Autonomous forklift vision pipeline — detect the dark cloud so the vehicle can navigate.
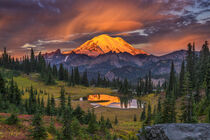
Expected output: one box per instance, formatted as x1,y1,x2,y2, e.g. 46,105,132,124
0,0,209,56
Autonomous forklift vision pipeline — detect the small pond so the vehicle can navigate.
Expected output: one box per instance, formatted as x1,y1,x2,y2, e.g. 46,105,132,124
78,94,146,109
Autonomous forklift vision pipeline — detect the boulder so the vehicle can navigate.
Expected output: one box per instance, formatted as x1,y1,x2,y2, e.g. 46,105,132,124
138,123,210,140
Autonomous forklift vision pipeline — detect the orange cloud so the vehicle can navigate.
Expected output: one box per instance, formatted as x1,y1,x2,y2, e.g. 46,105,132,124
141,34,209,55
54,0,166,39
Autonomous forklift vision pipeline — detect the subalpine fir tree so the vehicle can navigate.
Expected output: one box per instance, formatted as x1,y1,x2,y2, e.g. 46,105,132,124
134,114,137,122
106,118,112,129
204,60,210,100
154,99,163,124
67,95,72,110
46,94,51,116
74,67,80,85
144,75,148,94
30,112,47,140
179,61,185,97
180,72,197,123
114,115,118,125
58,64,64,81
70,68,75,86
186,43,195,87
97,73,101,87
30,48,36,72
81,70,89,87
140,107,146,121
148,71,153,93
88,110,98,134
198,41,209,86
145,103,152,125
73,105,84,124
51,95,56,116
0,73,6,97
52,64,58,78
62,108,73,140
40,97,45,114
59,87,66,115
207,107,210,123
99,115,106,131
167,61,176,97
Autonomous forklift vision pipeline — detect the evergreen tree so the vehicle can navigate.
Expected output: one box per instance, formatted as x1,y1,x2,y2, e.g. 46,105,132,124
88,110,98,134
51,95,56,116
148,71,153,93
30,48,36,72
106,118,112,129
62,108,73,140
0,73,6,97
97,73,101,87
67,95,72,110
140,107,146,121
114,115,118,125
99,115,106,131
74,67,80,85
30,112,47,140
70,68,75,86
145,103,152,125
134,114,137,122
59,64,64,81
207,107,210,123
52,64,58,78
46,94,51,116
59,87,66,115
204,60,210,100
180,73,197,123
167,61,176,97
81,70,89,87
179,61,185,97
6,113,19,125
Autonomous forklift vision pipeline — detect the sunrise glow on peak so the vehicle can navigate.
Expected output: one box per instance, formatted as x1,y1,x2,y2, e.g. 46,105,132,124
64,34,148,57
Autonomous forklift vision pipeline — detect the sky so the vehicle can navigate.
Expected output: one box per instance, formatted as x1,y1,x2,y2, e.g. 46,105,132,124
0,0,210,56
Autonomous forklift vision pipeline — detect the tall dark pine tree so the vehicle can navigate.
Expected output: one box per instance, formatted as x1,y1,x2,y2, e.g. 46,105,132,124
62,108,73,140
145,103,152,125
186,43,195,88
198,41,209,86
178,61,185,97
30,48,36,72
59,87,66,115
0,73,6,97
74,67,80,85
69,68,74,86
180,72,197,123
167,61,176,97
148,71,153,93
205,58,210,100
30,112,47,140
52,65,58,78
97,73,101,87
59,64,64,81
81,70,89,87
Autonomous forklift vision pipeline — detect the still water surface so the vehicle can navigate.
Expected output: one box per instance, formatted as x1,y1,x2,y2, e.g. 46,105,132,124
79,94,145,109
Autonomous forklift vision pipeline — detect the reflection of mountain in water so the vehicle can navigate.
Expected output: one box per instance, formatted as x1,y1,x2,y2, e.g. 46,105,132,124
86,94,145,109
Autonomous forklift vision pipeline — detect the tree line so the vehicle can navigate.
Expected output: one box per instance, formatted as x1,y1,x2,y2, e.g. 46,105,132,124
139,41,210,127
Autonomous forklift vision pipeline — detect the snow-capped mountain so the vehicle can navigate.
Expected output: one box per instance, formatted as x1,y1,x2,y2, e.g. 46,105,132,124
44,35,187,82
63,34,148,57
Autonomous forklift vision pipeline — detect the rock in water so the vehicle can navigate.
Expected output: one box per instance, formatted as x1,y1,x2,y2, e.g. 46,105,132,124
138,123,210,140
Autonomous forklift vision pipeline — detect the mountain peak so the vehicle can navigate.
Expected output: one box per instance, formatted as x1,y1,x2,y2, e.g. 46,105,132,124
67,34,148,57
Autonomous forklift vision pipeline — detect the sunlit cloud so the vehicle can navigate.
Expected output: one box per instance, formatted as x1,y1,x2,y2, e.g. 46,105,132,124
0,0,209,56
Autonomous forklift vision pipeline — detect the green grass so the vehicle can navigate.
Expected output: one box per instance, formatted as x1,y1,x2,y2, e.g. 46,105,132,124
5,71,161,138
13,73,116,100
